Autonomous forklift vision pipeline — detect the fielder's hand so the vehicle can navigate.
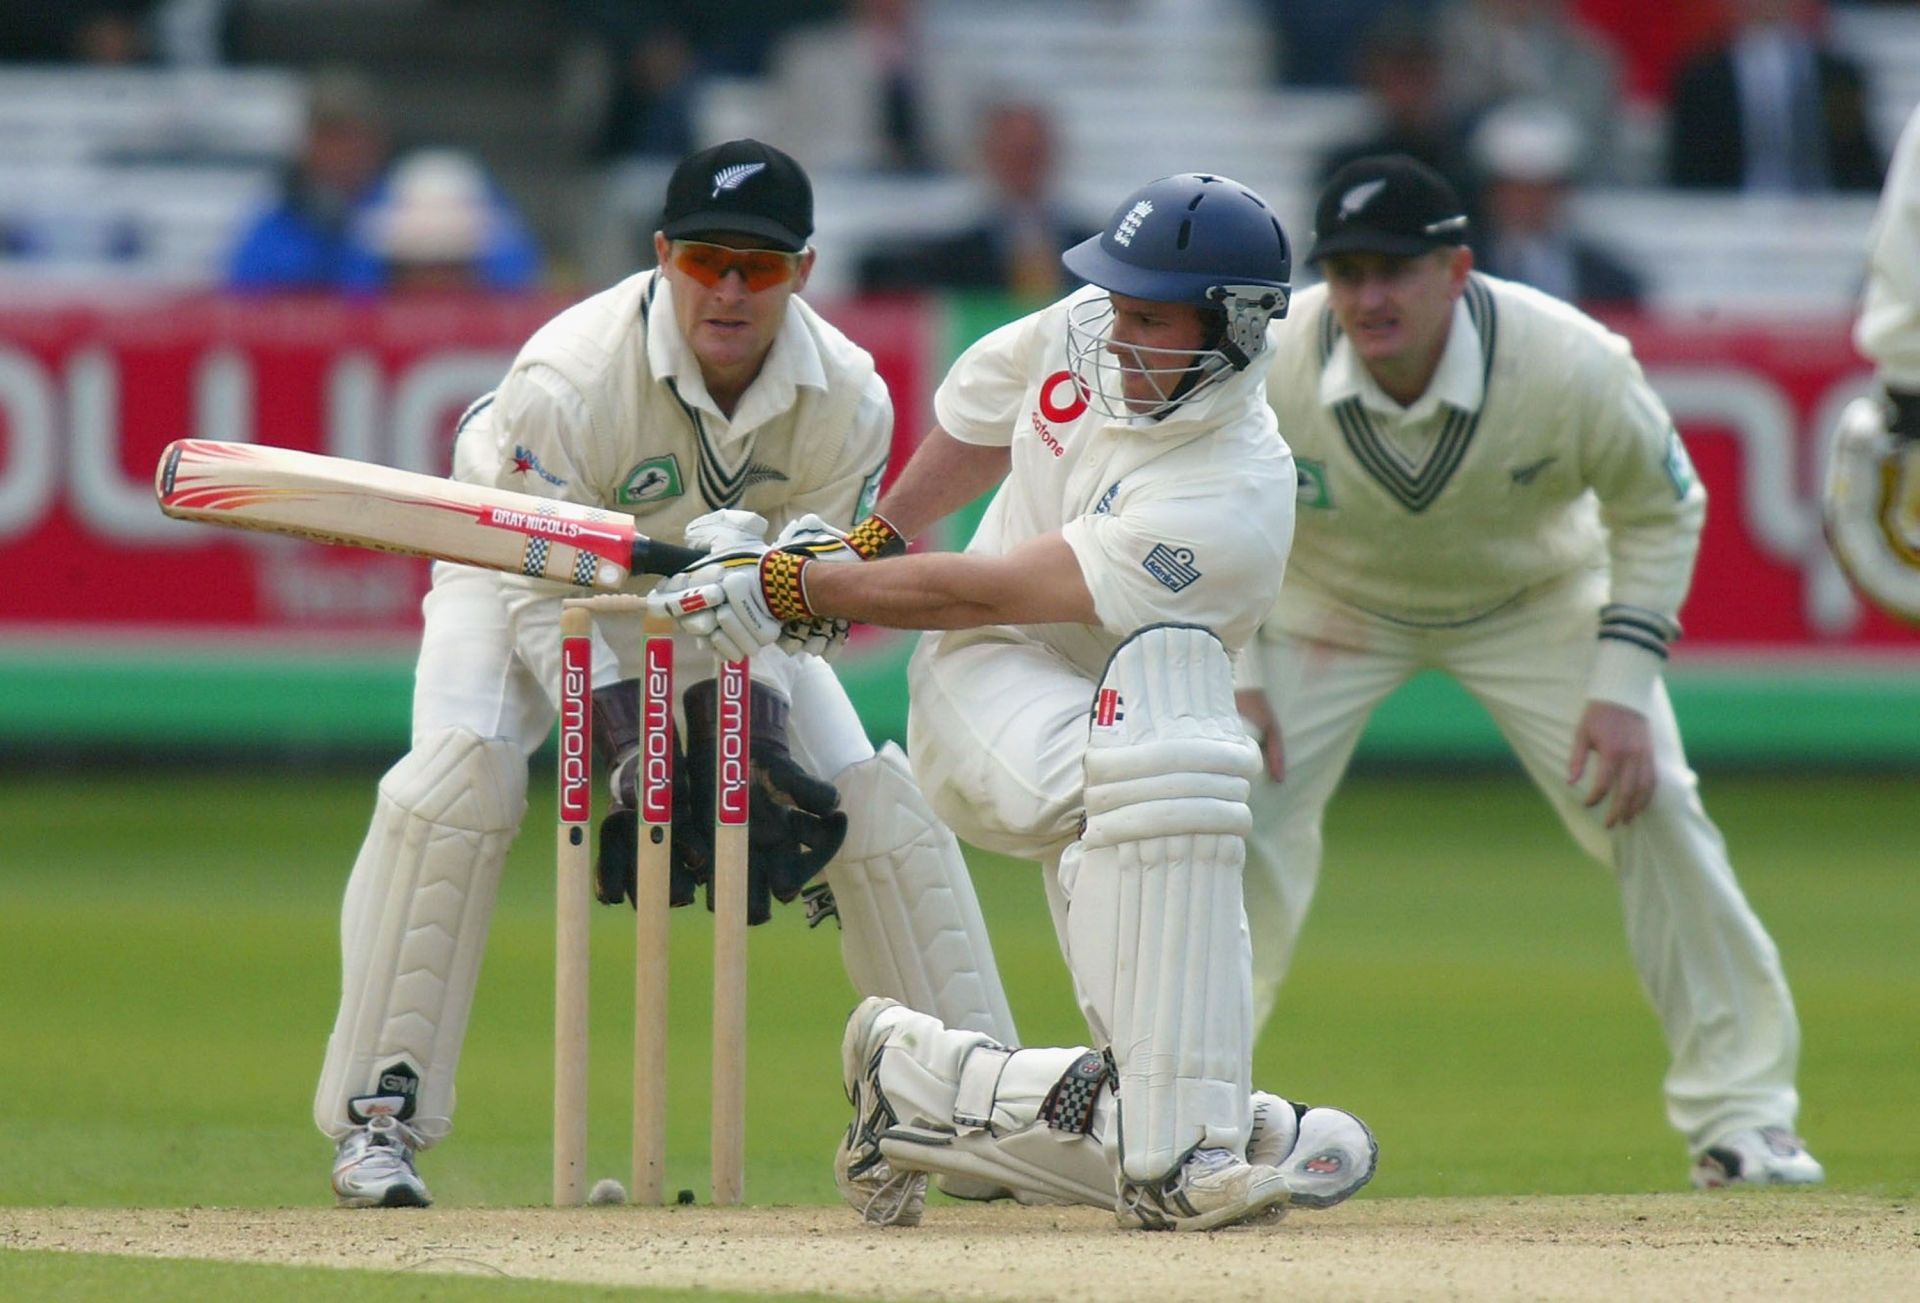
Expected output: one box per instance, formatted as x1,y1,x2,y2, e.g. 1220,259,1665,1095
1568,700,1656,828
683,508,770,554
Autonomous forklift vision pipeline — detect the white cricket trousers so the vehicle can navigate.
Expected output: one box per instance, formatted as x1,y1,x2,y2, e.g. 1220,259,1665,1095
1238,570,1803,1149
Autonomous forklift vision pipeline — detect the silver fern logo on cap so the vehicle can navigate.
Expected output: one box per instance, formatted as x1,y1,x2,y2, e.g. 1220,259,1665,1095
711,162,766,197
1338,178,1387,219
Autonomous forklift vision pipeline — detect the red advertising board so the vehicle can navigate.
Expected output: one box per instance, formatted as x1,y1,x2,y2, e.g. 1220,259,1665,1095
0,295,1912,658
0,293,931,643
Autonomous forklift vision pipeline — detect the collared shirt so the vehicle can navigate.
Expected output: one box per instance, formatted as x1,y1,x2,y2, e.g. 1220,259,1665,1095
1319,296,1486,460
928,284,1295,678
1263,274,1705,711
467,268,889,555
643,276,832,451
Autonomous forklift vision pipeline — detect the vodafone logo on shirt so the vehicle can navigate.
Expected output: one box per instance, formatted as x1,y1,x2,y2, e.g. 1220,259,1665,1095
1030,370,1089,459
1038,370,1089,423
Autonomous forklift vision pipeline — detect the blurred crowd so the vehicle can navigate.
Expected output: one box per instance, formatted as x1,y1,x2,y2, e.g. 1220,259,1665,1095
0,0,1911,309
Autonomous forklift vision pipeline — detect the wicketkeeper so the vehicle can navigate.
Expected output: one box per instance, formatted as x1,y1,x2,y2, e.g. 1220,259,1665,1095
319,139,1015,1208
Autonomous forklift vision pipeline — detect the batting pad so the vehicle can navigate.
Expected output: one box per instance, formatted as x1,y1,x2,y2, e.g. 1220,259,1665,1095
826,744,1019,1044
1066,624,1260,1183
315,728,526,1143
868,1005,1115,1208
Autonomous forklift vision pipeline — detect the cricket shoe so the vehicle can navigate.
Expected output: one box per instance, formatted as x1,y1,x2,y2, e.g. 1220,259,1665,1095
1248,1092,1378,1209
1116,1147,1291,1232
835,997,928,1227
1691,1127,1824,1189
331,1115,431,1208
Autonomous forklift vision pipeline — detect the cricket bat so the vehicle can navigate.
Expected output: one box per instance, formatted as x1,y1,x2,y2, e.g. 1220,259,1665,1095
155,439,707,585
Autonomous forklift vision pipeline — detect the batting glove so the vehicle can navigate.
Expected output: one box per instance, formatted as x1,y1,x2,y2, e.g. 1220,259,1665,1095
766,512,904,657
650,544,815,664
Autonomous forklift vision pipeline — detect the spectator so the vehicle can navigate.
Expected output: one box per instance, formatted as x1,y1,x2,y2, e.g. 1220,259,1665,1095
1469,99,1643,308
225,67,391,291
1318,7,1477,201
1255,0,1442,88
769,0,932,173
1573,0,1728,106
1667,0,1882,192
1435,0,1625,180
856,101,1096,299
591,23,699,162
361,149,542,292
228,74,540,294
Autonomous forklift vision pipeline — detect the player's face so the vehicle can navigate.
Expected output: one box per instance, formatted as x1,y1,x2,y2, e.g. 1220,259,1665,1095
654,231,815,396
1319,247,1471,399
1103,293,1211,414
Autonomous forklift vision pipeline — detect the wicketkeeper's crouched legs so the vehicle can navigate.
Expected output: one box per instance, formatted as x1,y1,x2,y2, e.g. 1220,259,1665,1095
823,743,1019,1044
314,727,526,1144
786,652,1019,1046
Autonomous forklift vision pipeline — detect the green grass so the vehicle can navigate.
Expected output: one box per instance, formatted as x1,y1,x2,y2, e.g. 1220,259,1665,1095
0,770,1912,1214
0,1251,825,1301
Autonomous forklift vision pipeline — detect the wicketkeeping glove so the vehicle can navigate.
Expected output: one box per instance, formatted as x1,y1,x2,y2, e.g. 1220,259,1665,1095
590,680,702,910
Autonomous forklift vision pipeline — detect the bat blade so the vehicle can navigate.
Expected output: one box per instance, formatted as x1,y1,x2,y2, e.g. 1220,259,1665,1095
155,440,703,584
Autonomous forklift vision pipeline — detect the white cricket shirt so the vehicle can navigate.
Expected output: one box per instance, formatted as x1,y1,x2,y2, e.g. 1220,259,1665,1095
930,285,1296,677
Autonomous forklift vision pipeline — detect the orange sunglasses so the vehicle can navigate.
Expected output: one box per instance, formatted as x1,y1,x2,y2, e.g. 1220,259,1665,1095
669,239,804,292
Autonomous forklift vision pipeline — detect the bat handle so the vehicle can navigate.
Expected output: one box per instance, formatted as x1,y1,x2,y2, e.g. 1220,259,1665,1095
631,537,710,577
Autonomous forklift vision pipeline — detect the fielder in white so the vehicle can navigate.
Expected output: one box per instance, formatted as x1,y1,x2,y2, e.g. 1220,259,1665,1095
1232,155,1823,1189
653,173,1379,1231
1825,102,1920,622
320,139,1015,1207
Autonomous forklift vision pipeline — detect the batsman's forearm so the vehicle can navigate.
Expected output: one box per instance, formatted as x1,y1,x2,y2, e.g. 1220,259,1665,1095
874,427,1011,540
801,552,1023,629
800,533,1097,630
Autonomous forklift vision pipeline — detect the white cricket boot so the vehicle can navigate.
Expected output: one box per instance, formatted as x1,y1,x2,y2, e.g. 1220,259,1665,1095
835,997,929,1226
1115,1146,1291,1232
331,1115,431,1208
1248,1092,1378,1209
1691,1127,1824,1189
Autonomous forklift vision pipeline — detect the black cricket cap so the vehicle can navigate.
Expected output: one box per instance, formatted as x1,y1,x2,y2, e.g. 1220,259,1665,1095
660,139,813,252
1306,155,1469,263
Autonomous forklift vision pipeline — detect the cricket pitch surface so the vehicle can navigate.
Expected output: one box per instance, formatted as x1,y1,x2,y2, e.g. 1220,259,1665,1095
6,1194,1913,1300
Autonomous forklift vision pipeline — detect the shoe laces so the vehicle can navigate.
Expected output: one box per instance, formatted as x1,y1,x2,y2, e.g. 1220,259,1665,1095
346,1115,423,1168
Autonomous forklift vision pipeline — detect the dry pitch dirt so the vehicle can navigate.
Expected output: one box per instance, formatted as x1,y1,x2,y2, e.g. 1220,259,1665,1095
5,1195,1915,1300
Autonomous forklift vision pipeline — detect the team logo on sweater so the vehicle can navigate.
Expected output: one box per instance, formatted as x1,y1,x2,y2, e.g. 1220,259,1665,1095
1142,543,1202,592
740,460,790,490
1662,428,1697,499
1508,457,1556,486
856,462,885,520
619,454,684,505
1296,459,1332,508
